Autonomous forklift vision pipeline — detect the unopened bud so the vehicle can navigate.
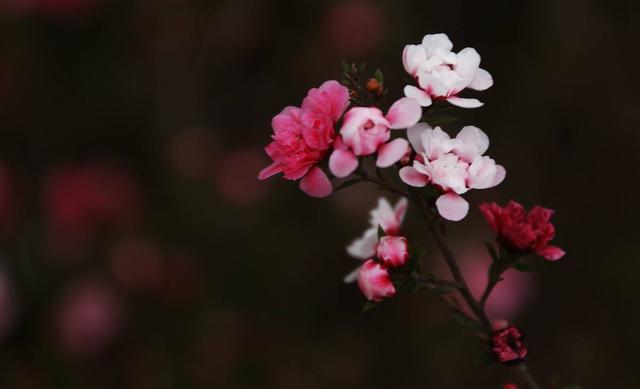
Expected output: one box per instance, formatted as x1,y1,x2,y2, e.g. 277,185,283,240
366,78,383,96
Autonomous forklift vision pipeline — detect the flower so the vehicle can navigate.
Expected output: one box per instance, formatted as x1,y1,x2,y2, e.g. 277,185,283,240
491,325,528,364
328,97,421,178
400,124,505,221
376,236,409,267
344,197,408,283
402,33,493,108
479,201,565,261
258,80,349,198
356,259,396,302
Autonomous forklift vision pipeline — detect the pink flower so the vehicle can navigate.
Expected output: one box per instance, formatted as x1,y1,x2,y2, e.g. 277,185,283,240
259,80,349,198
376,236,409,267
329,97,421,178
491,325,528,364
400,125,505,221
54,279,124,358
479,202,565,261
402,33,493,108
344,197,408,283
43,162,142,258
357,259,396,302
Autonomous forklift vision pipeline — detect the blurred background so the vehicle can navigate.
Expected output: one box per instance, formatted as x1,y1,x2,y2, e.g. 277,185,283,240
0,0,638,387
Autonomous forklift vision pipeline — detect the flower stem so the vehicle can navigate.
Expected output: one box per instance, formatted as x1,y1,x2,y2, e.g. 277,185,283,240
517,364,542,389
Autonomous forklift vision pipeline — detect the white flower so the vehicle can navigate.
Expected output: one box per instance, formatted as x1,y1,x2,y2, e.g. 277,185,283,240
402,33,493,108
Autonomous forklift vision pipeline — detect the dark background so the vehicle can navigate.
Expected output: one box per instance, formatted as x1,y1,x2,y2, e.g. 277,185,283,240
0,0,638,387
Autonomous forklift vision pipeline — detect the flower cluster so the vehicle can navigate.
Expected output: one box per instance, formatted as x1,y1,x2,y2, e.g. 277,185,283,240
403,33,493,108
259,32,568,384
400,124,505,221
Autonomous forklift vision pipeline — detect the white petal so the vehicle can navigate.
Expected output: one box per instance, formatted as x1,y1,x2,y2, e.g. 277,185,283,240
454,126,489,162
435,193,469,221
421,33,453,56
468,68,493,91
346,227,377,259
403,85,432,107
343,265,362,283
446,96,483,108
407,122,431,153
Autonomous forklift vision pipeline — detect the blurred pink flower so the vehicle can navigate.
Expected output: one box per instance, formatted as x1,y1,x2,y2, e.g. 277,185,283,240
43,162,141,259
215,148,271,207
432,245,535,320
110,236,165,293
480,201,565,261
325,1,386,55
259,80,349,198
54,279,124,357
492,325,528,364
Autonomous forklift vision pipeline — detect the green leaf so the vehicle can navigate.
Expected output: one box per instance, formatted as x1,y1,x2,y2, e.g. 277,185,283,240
373,68,384,83
474,351,497,366
362,301,380,312
485,241,500,263
426,116,458,126
377,224,386,239
358,61,367,75
334,178,363,191
340,59,350,75
511,261,535,272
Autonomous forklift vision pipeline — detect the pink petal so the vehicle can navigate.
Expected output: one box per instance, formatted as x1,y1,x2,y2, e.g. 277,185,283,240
446,96,483,109
258,162,282,180
468,68,494,91
299,167,332,198
403,85,432,107
386,97,422,129
492,165,506,187
435,192,469,221
537,246,565,261
399,166,428,187
329,149,358,178
376,138,409,168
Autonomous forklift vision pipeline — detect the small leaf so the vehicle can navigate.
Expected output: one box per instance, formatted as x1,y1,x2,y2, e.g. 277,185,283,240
511,261,535,272
377,224,386,239
474,351,497,366
340,59,351,75
374,68,384,83
362,301,380,312
334,178,363,191
485,241,500,263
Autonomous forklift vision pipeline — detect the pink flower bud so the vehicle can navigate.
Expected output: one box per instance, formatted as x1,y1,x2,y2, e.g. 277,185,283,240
376,236,409,267
491,325,528,364
357,260,395,302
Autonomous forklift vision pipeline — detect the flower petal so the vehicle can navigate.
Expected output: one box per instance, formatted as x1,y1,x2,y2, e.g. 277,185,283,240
436,192,469,221
258,162,282,180
404,85,432,107
446,96,484,108
376,138,409,168
329,149,358,178
454,126,489,161
492,165,506,187
299,167,332,198
347,227,378,259
407,122,431,153
399,166,428,187
537,245,565,261
386,97,422,129
468,68,493,91
343,265,362,283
